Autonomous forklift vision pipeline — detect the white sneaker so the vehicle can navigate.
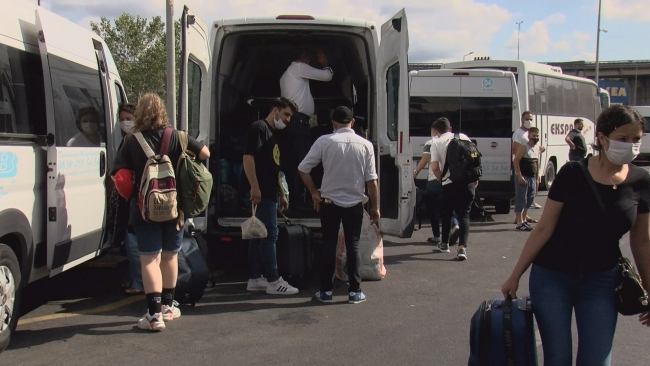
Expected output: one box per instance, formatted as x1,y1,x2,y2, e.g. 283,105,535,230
532,202,542,209
162,301,181,321
137,312,165,331
247,276,269,291
266,277,299,295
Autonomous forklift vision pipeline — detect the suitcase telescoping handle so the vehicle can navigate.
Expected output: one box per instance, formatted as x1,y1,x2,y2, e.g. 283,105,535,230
278,209,293,226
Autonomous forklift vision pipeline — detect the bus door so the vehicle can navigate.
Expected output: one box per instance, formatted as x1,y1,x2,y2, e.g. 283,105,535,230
178,6,211,232
37,9,109,275
376,9,415,238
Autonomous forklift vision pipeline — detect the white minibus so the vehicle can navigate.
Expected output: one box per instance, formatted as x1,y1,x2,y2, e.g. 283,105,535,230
0,0,126,351
409,69,520,214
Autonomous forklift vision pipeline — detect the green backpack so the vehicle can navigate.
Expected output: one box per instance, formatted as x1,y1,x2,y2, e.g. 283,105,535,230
176,130,213,218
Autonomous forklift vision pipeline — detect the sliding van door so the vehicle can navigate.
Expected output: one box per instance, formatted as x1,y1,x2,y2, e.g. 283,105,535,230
179,6,211,232
376,9,414,238
37,8,108,275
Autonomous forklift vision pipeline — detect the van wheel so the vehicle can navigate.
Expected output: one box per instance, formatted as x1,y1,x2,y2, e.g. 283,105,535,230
0,244,21,353
541,161,556,191
494,200,511,215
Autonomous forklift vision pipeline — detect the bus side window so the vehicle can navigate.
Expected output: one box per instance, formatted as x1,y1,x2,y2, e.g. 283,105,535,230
0,44,47,135
47,56,106,147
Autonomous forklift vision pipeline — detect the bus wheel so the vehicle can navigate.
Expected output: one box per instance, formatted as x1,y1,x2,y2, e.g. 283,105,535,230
0,244,21,353
494,200,511,214
542,161,556,191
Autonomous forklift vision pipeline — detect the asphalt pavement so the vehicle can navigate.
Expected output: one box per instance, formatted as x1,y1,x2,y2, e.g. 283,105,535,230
3,191,650,365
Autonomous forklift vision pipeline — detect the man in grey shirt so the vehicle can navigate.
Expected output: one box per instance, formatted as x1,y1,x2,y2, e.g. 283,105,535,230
565,118,587,161
298,106,379,304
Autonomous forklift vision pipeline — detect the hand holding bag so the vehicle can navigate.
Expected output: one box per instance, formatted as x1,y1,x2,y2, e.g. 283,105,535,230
578,159,650,315
241,204,268,240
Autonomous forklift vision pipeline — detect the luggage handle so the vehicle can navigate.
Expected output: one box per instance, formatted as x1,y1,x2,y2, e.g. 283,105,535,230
277,209,293,226
503,296,517,365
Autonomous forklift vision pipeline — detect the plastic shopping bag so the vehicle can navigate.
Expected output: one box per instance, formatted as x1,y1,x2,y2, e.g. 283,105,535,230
335,210,386,281
241,204,268,239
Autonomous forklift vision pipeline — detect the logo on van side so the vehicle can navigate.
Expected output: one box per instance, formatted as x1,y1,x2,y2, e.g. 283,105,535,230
482,78,494,91
0,152,18,178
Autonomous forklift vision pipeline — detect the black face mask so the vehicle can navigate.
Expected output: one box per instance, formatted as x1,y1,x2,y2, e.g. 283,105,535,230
530,138,539,145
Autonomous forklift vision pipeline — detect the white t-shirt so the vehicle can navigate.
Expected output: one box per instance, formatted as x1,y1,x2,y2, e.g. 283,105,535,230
421,136,439,181
280,62,334,116
429,132,471,185
512,127,528,146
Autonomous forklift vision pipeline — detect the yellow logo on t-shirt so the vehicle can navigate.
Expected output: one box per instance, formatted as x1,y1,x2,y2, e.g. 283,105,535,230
273,144,280,166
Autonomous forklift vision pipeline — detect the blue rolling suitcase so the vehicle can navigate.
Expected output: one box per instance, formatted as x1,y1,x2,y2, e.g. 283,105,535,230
468,296,538,366
175,234,210,307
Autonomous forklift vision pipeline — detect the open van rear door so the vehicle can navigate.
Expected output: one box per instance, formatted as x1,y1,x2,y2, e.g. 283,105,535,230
36,8,108,275
375,9,415,238
179,6,211,232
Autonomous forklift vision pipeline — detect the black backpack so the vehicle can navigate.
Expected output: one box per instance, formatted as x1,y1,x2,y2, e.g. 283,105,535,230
442,134,482,184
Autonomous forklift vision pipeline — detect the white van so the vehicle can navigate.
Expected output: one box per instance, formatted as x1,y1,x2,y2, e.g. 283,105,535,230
631,106,650,160
177,8,416,239
0,0,125,350
409,69,520,214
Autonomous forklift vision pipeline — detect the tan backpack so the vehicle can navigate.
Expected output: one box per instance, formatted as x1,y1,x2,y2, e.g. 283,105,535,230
134,128,178,223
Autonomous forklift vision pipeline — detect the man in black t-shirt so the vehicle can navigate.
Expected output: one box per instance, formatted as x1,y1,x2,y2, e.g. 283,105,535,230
565,118,587,161
242,97,300,295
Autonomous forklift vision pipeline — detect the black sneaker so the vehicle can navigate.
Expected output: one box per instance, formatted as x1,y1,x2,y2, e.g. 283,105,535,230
516,223,532,231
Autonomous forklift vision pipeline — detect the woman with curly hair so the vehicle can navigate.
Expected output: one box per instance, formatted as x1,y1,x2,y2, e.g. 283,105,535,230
112,93,209,331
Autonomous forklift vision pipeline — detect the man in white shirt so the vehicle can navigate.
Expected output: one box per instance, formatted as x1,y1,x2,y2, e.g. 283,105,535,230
512,111,545,216
280,48,334,211
429,118,476,260
298,106,379,304
412,124,460,244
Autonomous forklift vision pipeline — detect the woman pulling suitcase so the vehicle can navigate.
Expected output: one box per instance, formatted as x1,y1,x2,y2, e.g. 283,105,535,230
501,105,650,366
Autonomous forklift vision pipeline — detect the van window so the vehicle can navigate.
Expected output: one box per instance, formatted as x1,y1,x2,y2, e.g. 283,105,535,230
386,63,400,141
0,44,47,135
48,55,106,147
187,60,201,138
115,83,125,107
410,96,512,138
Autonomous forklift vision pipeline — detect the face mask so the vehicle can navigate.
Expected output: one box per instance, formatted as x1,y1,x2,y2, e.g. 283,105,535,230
274,112,286,130
530,138,539,145
604,137,641,165
81,122,97,133
120,120,134,133
523,119,532,129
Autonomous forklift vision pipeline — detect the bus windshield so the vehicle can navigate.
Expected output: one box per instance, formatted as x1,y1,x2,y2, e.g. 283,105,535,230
410,96,513,138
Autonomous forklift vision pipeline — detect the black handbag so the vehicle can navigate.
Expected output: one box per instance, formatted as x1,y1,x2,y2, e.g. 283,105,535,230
578,159,650,315
106,187,130,247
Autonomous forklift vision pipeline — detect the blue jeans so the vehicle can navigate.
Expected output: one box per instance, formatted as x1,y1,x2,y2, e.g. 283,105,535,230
248,199,280,283
514,176,536,213
124,231,143,291
426,180,459,238
529,264,620,366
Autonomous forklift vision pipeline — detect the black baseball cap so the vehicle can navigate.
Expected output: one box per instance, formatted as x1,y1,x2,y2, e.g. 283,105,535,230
332,106,353,123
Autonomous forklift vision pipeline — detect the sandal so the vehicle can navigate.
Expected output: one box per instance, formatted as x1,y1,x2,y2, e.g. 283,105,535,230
123,287,144,295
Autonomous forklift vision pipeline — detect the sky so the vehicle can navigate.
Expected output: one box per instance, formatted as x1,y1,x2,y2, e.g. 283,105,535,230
40,0,650,63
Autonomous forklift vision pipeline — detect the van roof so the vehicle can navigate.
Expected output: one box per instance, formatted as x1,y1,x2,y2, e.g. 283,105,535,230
631,106,650,117
212,14,376,29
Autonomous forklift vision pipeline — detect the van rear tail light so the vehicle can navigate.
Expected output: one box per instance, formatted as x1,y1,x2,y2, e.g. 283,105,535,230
276,15,315,20
221,237,233,242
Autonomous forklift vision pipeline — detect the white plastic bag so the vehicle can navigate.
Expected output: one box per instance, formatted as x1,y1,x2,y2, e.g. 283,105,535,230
241,204,268,239
335,210,386,281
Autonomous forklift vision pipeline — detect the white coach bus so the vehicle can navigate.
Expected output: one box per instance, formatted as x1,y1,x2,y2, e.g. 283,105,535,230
409,69,520,214
0,0,126,350
443,59,601,189
176,8,416,240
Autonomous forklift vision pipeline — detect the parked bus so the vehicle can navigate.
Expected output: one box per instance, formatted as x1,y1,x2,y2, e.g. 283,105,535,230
442,59,601,189
176,9,415,241
631,106,650,161
409,69,520,214
0,0,126,351
600,88,611,109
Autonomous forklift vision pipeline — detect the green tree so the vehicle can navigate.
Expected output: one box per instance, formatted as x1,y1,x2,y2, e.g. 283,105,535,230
91,13,180,103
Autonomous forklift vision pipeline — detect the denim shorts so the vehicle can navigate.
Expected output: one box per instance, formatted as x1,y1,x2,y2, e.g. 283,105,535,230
133,222,183,255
